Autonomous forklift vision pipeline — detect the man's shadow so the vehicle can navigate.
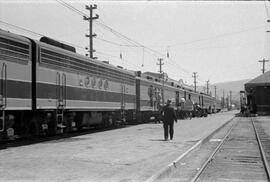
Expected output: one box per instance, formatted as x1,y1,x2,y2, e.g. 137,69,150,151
149,139,166,141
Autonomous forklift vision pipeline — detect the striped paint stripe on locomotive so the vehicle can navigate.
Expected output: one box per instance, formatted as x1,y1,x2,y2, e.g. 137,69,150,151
0,79,32,110
2,79,31,98
36,82,136,103
37,99,135,110
0,79,136,110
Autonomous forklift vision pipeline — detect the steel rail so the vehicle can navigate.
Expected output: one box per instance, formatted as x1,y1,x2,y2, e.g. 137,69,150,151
251,117,270,182
190,118,239,182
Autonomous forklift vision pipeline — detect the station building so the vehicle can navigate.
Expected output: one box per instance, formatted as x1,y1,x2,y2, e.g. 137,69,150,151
245,70,270,115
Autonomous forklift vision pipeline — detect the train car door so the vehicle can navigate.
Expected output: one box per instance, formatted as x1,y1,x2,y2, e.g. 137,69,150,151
0,63,7,132
56,72,66,132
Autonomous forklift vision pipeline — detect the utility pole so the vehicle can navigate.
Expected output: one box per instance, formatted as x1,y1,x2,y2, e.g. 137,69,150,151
206,80,210,95
214,86,217,99
222,90,225,108
226,95,229,109
258,59,269,74
229,91,232,110
157,58,165,106
192,72,197,92
84,4,99,59
157,58,164,74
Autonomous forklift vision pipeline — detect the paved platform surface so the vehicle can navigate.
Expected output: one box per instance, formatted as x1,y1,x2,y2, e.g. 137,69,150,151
0,112,236,182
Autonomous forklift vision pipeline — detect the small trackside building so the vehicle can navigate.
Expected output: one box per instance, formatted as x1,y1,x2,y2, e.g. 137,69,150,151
245,70,270,115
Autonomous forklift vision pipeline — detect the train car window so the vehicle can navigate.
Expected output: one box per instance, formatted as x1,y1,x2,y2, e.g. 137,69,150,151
0,37,30,64
40,48,135,84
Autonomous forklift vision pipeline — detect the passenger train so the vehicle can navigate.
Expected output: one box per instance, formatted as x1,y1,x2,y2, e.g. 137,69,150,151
0,29,221,140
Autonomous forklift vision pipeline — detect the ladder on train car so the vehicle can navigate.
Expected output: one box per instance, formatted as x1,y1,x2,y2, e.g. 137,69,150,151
0,63,7,132
56,72,66,133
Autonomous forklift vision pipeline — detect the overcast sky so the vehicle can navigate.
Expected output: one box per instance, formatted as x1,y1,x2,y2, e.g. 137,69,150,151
1,0,269,86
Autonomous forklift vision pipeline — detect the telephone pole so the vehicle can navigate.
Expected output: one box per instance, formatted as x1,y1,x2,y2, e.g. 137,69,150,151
258,59,269,74
229,91,232,110
214,86,217,99
206,80,210,95
226,94,229,109
157,58,165,105
157,58,164,74
222,90,225,108
84,4,99,59
192,72,197,92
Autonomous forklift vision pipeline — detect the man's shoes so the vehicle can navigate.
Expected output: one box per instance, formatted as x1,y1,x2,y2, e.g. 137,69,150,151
164,138,168,141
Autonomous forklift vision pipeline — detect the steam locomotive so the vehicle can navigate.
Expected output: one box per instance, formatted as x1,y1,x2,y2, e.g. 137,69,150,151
0,29,220,140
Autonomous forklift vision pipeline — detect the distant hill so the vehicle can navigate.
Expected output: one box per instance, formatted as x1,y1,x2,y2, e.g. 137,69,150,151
198,79,251,105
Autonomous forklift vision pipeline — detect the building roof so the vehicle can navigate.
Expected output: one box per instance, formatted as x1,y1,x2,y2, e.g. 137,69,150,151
245,70,270,87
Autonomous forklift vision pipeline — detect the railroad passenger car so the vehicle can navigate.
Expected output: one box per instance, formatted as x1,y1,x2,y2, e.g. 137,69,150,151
135,71,190,121
201,93,215,113
135,71,215,120
215,99,222,112
135,71,162,122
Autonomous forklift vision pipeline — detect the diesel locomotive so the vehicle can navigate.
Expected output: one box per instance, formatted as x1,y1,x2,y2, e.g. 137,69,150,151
0,29,219,140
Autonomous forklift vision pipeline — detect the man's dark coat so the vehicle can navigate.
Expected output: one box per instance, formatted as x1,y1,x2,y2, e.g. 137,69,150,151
162,104,177,124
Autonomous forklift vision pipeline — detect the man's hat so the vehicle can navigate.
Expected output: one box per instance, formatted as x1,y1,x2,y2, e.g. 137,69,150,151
167,99,172,104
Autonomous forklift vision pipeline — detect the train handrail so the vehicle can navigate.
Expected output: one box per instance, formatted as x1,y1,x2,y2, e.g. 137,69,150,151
4,63,7,107
62,73,66,107
56,72,61,107
1,63,7,107
0,63,7,132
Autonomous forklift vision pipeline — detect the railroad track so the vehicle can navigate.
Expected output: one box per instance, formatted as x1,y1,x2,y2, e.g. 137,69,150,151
191,117,270,182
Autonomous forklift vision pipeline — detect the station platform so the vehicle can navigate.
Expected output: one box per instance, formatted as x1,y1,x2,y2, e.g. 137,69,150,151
0,111,236,182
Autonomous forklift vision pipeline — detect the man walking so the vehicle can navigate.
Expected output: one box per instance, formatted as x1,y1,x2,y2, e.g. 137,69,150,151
161,99,177,141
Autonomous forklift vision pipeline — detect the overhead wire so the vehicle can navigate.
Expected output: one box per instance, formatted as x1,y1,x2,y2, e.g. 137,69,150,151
53,0,222,85
0,20,88,51
95,37,123,46
0,20,43,37
169,25,266,48
55,0,85,16
0,19,143,72
53,0,268,87
3,1,265,92
54,0,164,70
96,51,141,69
